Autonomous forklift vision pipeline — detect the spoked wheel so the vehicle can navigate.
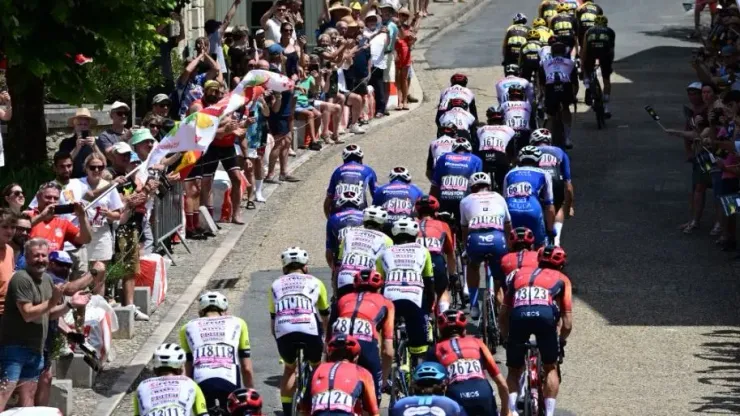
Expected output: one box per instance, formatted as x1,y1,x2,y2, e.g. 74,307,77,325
481,291,500,354
592,80,606,129
291,352,308,416
391,340,411,406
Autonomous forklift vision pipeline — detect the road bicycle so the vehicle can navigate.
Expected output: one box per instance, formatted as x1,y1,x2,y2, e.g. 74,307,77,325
389,317,412,407
437,211,467,310
517,339,565,416
588,65,606,129
479,255,502,354
291,343,312,416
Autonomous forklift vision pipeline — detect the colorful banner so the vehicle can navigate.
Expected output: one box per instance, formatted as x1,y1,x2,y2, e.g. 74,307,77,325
720,193,740,217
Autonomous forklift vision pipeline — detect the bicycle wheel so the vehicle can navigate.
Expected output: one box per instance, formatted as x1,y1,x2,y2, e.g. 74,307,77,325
592,78,605,129
290,351,304,416
483,291,500,353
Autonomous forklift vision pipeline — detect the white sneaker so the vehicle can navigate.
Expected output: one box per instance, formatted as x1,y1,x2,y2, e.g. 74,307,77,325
131,305,150,321
255,193,266,203
350,124,366,134
470,305,481,320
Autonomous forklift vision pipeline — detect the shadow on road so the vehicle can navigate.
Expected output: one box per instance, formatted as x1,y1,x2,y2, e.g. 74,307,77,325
640,27,703,44
692,330,740,413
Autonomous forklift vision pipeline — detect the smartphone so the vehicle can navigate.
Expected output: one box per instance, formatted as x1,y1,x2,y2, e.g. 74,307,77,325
81,130,90,139
53,204,76,215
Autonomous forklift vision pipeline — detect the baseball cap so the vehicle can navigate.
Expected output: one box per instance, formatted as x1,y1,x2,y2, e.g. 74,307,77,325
255,29,265,36
50,251,73,265
267,43,284,55
204,80,222,91
687,82,702,90
721,44,737,56
152,94,171,105
130,152,142,164
112,142,132,154
110,101,130,112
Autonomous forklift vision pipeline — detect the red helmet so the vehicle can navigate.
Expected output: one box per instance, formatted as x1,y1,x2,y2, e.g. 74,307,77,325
415,195,440,213
437,309,467,332
448,98,469,111
227,388,263,416
327,334,361,359
450,73,468,86
538,245,567,268
510,227,535,248
353,269,384,290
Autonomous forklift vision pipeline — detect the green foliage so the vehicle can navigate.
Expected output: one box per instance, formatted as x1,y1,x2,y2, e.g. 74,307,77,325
0,164,54,201
83,42,164,104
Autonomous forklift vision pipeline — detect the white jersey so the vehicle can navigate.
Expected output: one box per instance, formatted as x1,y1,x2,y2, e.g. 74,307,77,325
270,273,329,338
476,125,516,154
380,243,433,307
496,76,535,105
438,108,476,131
337,227,393,288
180,315,250,385
502,101,532,132
438,85,475,111
0,408,62,416
538,45,552,65
459,191,511,231
428,135,457,168
542,56,575,85
136,375,202,416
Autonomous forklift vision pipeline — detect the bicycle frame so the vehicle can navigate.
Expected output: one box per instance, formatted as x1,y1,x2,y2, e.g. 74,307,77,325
291,346,311,416
518,342,544,416
589,66,606,129
480,257,501,353
390,320,411,407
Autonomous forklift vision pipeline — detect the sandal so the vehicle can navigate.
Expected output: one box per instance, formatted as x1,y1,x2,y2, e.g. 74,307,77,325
264,176,280,184
280,175,301,182
246,200,256,210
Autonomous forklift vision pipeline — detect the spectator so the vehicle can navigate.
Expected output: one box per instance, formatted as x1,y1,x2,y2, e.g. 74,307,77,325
266,72,301,184
142,113,166,141
151,94,172,118
59,108,104,178
280,21,303,80
265,41,286,73
2,183,25,214
228,25,252,84
0,238,90,410
97,101,133,164
10,213,31,271
261,0,295,44
293,61,325,150
254,29,267,51
205,0,242,78
245,88,271,204
154,12,186,93
0,209,15,323
366,10,390,118
287,0,305,36
175,36,223,120
29,182,92,254
692,0,719,40
0,91,11,168
379,1,399,113
678,83,709,233
350,1,363,21
343,24,372,133
394,9,413,111
320,1,352,34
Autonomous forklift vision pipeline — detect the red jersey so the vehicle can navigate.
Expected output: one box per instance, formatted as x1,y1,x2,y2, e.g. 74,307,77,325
503,267,573,315
306,361,378,415
417,217,455,256
430,336,500,385
330,292,394,343
500,250,539,276
29,215,80,252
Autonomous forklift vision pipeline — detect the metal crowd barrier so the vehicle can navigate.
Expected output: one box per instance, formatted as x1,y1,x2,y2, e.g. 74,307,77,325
152,180,190,265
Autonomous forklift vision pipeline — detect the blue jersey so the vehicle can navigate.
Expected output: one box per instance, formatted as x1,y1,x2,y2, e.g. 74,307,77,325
503,166,554,209
432,152,483,202
372,180,425,223
390,395,468,416
537,145,571,182
326,161,378,209
326,209,364,252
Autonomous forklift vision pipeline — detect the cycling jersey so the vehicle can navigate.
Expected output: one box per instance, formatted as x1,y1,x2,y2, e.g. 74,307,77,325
520,41,543,66
503,166,554,246
432,152,483,206
390,395,468,416
427,135,457,172
504,24,529,47
305,361,379,416
133,375,209,416
538,45,552,64
326,161,378,210
326,209,364,256
179,316,251,386
379,243,435,308
500,249,539,277
495,75,535,105
549,13,577,39
576,8,599,37
537,144,572,210
438,85,476,111
372,179,425,224
502,100,532,132
438,107,476,136
475,125,515,191
269,273,330,338
539,0,559,21
541,56,576,85
417,217,455,297
459,191,510,266
535,27,554,43
584,26,616,51
336,227,394,291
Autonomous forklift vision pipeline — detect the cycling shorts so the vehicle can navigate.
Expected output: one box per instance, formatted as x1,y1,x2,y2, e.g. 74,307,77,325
552,179,565,212
202,144,239,176
358,340,382,405
393,299,429,354
199,377,238,412
514,130,532,153
520,60,540,83
439,200,463,229
583,49,614,77
506,315,559,367
431,253,450,297
544,83,574,116
276,331,324,365
446,378,497,416
508,202,548,247
480,151,511,192
504,46,523,66
465,230,507,266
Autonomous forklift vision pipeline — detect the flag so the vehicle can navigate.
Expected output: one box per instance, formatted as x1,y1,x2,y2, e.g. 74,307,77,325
173,150,202,179
644,105,660,121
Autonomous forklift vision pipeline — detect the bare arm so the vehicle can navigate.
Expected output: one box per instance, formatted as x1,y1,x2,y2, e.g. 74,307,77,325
221,0,243,37
71,205,93,246
0,92,12,121
240,357,254,388
202,52,223,83
179,53,205,85
18,300,54,322
261,1,278,29
175,13,186,43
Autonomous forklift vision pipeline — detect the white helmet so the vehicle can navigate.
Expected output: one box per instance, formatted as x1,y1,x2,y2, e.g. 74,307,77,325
392,217,420,237
518,146,543,164
363,206,388,226
152,343,186,369
452,138,472,152
281,247,309,267
336,190,363,209
342,144,364,161
389,166,412,182
198,291,228,312
530,128,552,145
470,172,492,187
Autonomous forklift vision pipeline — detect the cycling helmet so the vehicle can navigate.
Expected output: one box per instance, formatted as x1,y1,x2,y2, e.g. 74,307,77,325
342,144,364,161
439,121,458,136
198,291,228,312
548,35,559,46
538,245,567,268
594,15,608,26
510,227,535,247
336,190,363,209
363,205,388,226
389,166,412,182
413,362,447,385
518,146,542,163
508,85,526,100
281,246,309,267
469,172,492,188
486,106,505,123
437,309,467,331
533,18,547,28
530,128,553,145
391,217,420,237
452,137,472,152
415,195,440,213
327,334,361,359
447,98,469,111
227,388,263,416
353,268,384,290
512,13,527,25
152,343,186,369
556,3,570,13
450,73,468,86
504,64,521,76
527,29,541,41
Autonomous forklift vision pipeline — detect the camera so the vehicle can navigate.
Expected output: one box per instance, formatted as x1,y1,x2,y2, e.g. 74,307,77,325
66,332,103,372
148,168,172,195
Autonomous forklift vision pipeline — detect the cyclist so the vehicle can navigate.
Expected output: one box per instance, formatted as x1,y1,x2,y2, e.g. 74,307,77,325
459,172,511,319
327,269,394,406
530,128,574,247
539,39,577,149
500,246,573,416
428,310,511,416
416,195,455,313
500,227,539,277
496,64,534,105
324,144,378,218
373,166,425,229
439,98,477,140
581,15,616,117
575,0,603,49
503,14,530,66
537,0,559,23
270,247,331,416
379,218,436,366
301,334,380,416
519,30,544,84
502,85,534,152
437,73,478,126
335,206,393,298
389,362,467,416
503,146,556,248
475,106,516,193
226,388,264,416
533,17,553,44
427,122,459,181
134,343,208,416
325,191,365,268
548,3,578,55
430,137,483,227
179,292,254,412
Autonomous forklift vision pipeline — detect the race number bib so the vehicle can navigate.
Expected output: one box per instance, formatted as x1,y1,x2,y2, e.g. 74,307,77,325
506,182,533,198
441,175,468,193
469,215,505,230
193,344,235,369
417,236,443,254
480,136,507,152
275,295,315,316
506,115,528,130
312,390,354,413
341,252,375,268
332,317,373,341
335,183,363,198
384,197,414,215
387,269,423,285
144,406,185,416
513,286,552,308
539,153,558,168
447,359,484,382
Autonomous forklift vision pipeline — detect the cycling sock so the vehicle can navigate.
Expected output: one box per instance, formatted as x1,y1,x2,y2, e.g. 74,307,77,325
469,287,479,305
553,222,563,246
584,78,590,89
604,94,610,102
545,398,556,416
564,125,572,141
438,300,450,313
509,393,519,412
281,396,292,416
255,179,264,193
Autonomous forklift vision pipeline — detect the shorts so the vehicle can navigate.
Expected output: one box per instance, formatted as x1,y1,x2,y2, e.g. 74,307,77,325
431,254,450,297
521,60,540,82
692,163,712,189
296,103,316,112
357,340,382,404
506,315,559,367
696,0,719,13
554,33,576,50
584,49,614,77
346,76,369,96
466,230,508,266
268,117,291,137
552,180,565,212
514,130,532,153
504,46,523,66
544,82,575,116
114,224,141,275
711,170,723,197
185,158,204,180
0,345,44,382
383,52,396,82
392,299,429,354
276,331,323,365
721,178,739,196
446,378,497,416
508,204,548,247
202,145,239,177
68,246,88,279
199,377,238,411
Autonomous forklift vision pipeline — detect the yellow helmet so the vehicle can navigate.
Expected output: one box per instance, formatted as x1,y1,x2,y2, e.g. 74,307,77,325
527,29,541,40
533,18,547,28
594,15,608,26
556,3,570,13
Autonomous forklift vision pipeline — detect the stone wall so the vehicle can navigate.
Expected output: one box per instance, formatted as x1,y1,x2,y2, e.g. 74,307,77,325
44,104,113,159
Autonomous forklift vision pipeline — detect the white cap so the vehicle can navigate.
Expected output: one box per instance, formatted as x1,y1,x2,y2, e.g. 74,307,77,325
112,142,132,154
110,101,130,112
687,82,702,90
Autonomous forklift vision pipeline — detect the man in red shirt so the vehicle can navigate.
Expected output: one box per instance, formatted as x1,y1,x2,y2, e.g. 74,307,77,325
0,209,16,322
29,182,91,253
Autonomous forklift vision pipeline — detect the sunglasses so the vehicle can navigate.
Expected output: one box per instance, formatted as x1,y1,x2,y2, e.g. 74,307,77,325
283,28,293,32
15,226,31,233
87,165,105,171
277,8,287,12
155,103,170,107
9,190,23,197
114,111,129,117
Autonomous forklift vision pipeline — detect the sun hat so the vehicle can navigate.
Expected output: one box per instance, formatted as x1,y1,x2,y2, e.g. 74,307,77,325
111,142,133,154
130,129,156,146
152,94,171,105
67,108,98,127
110,101,130,112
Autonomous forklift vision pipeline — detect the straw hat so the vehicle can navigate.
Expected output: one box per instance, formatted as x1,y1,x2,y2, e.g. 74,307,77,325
328,3,352,17
67,107,98,127
398,7,411,16
340,15,359,28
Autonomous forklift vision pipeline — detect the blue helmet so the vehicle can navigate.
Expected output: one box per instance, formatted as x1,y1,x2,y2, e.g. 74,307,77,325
412,361,447,385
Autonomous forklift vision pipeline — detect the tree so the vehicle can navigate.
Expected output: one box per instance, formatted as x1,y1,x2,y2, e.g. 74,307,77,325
0,0,179,170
